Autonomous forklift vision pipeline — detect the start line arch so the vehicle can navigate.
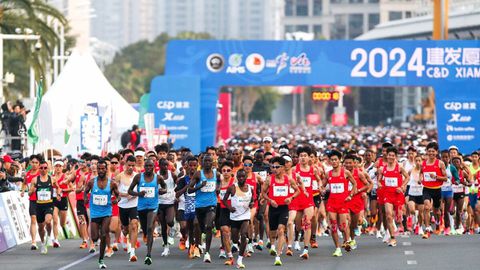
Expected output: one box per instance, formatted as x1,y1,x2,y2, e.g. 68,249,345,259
148,40,480,153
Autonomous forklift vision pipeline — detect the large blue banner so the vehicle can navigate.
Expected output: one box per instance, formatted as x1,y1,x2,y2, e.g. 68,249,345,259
148,76,201,153
162,40,480,153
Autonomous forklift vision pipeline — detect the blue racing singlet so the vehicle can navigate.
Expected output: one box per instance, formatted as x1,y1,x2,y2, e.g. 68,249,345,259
195,169,217,208
90,177,112,219
137,173,159,211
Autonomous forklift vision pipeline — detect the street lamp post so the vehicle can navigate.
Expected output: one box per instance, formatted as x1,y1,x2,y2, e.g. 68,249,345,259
0,33,41,103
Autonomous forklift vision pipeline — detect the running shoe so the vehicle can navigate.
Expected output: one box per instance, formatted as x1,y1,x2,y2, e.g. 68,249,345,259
300,248,309,259
224,257,234,266
143,235,148,244
179,238,186,251
215,230,221,238
256,240,264,251
294,241,301,251
79,241,88,249
247,243,254,254
232,243,239,253
219,248,227,259
105,247,114,258
167,236,175,246
40,244,48,255
344,241,352,252
332,248,342,257
388,239,397,247
349,239,357,250
53,239,60,248
237,262,246,269
204,252,212,263
444,227,451,236
98,259,107,269
286,247,293,256
144,256,152,265
194,246,201,258
161,246,170,257
129,253,137,262
89,243,96,253
112,243,119,252
269,246,277,256
376,231,383,239
422,231,430,239
31,243,38,250
354,228,361,237
310,239,319,248
188,245,195,259
274,257,282,266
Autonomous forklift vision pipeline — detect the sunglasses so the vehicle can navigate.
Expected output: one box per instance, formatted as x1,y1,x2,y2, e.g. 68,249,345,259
111,161,119,164
40,166,48,170
270,165,282,169
222,169,232,173
243,163,253,167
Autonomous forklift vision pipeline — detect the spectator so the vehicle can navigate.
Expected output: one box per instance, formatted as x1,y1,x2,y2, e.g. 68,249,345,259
0,155,23,192
8,103,27,151
129,124,141,150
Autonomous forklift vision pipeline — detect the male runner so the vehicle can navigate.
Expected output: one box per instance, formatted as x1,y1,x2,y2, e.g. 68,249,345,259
84,159,120,269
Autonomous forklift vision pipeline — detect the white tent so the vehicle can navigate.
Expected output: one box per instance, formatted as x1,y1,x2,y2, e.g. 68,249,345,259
37,51,138,156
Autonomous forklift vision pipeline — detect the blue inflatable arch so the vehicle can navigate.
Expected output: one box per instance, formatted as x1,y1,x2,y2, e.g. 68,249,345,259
148,40,480,153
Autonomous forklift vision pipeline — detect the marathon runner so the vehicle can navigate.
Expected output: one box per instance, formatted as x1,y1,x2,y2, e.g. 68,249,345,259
223,169,254,269
29,160,60,254
84,159,120,269
117,155,139,262
22,154,41,250
187,155,221,263
128,159,167,265
261,156,299,266
157,158,178,257
407,155,425,235
217,161,235,264
52,159,73,247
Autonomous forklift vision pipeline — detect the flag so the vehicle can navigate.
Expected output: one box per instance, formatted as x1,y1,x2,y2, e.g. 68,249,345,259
64,107,74,144
27,81,43,144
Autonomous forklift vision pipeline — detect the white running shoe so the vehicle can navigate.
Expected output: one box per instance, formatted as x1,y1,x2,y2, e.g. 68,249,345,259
247,243,254,254
161,246,170,257
294,241,301,251
376,231,383,239
204,252,212,263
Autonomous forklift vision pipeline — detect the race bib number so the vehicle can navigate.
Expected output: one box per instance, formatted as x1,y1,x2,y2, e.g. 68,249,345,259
453,184,464,193
219,189,227,200
37,189,51,201
139,187,155,198
385,177,398,187
423,173,436,182
330,183,344,194
273,186,288,197
312,179,319,191
200,181,216,193
93,194,108,206
301,176,311,188
258,171,267,181
409,185,423,196
160,190,174,199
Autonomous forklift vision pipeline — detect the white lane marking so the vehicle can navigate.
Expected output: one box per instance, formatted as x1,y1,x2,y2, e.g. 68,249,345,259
402,242,412,246
404,250,415,255
58,251,98,270
407,260,418,265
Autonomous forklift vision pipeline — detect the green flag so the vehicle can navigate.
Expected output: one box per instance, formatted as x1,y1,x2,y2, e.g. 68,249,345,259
27,81,43,144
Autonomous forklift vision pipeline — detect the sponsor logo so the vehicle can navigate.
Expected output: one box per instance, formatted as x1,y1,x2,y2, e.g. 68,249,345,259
162,112,185,121
448,113,471,123
206,53,224,72
289,53,311,74
226,54,245,74
245,53,265,73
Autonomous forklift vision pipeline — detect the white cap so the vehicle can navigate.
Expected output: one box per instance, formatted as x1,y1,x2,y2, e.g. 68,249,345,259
54,160,64,166
135,150,145,157
263,136,273,143
448,145,459,151
283,155,292,162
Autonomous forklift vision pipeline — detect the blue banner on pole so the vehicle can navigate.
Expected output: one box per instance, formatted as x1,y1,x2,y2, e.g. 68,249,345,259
148,76,201,153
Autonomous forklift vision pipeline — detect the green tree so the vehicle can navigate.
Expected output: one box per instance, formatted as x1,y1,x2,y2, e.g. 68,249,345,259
104,32,212,102
249,87,281,122
0,0,70,99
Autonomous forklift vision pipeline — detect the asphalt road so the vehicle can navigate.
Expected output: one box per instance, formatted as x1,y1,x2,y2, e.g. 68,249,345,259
1,234,478,270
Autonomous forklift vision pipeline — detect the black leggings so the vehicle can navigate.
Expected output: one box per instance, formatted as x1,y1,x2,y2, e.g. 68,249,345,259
138,209,156,257
157,204,175,245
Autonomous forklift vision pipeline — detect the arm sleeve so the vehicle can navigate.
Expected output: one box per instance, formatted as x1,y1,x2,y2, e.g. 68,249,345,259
450,165,459,184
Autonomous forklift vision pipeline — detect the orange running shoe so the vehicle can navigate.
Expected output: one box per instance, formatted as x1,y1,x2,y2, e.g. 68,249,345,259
286,248,293,256
179,238,186,251
143,235,148,244
310,240,319,248
79,241,88,249
224,257,234,265
135,241,141,248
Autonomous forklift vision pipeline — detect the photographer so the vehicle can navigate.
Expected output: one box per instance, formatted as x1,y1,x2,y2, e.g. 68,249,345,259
0,155,24,192
8,103,27,152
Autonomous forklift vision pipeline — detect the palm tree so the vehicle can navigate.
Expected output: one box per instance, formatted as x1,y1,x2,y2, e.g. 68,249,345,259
0,0,68,97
